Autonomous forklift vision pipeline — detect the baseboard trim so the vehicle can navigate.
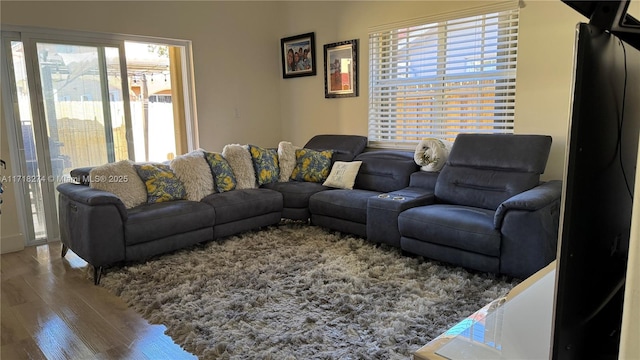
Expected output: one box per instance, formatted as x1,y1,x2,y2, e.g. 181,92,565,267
1,233,25,254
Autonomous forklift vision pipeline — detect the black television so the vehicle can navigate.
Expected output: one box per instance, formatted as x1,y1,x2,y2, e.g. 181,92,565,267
552,3,640,359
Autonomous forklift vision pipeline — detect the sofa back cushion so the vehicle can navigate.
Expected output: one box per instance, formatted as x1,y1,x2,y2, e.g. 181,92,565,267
304,134,368,162
353,150,418,193
435,133,552,210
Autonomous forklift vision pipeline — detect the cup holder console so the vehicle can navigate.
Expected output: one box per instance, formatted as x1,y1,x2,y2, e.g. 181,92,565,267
377,193,405,201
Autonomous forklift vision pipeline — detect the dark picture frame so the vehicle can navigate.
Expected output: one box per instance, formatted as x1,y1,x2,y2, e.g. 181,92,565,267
323,39,358,98
281,32,316,78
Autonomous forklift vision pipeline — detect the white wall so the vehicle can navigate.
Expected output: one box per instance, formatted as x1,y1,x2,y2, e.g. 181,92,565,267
1,0,584,184
621,141,640,359
277,1,500,147
1,1,284,152
515,0,585,181
277,0,584,181
619,2,640,357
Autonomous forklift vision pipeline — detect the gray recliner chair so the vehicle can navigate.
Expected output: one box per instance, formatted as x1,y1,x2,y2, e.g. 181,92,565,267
398,134,562,279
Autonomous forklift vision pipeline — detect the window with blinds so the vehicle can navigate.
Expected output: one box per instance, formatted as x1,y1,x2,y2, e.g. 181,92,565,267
368,6,519,148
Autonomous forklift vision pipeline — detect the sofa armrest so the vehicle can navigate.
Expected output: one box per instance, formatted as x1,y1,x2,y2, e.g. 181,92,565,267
494,180,562,229
57,183,127,268
367,188,435,247
496,180,562,278
57,182,128,221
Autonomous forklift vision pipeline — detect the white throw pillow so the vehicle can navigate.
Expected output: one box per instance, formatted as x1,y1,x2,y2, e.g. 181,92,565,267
322,161,362,189
277,141,301,182
170,149,214,201
89,159,147,209
222,144,257,189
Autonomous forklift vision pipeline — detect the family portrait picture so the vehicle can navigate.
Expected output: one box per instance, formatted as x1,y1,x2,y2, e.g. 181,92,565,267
281,32,316,78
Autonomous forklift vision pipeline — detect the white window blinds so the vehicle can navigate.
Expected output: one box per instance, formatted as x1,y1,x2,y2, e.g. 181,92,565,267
368,6,519,148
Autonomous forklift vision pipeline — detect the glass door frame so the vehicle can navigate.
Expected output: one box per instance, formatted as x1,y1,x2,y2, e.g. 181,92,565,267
1,31,34,245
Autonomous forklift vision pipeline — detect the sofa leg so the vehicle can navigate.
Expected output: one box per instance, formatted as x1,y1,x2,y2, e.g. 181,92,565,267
61,244,68,257
93,266,103,285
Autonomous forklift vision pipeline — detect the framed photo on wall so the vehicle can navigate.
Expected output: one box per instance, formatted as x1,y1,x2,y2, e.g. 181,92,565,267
323,39,358,98
281,32,316,78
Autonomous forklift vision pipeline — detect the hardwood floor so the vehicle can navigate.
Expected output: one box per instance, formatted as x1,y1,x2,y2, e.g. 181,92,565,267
1,241,196,360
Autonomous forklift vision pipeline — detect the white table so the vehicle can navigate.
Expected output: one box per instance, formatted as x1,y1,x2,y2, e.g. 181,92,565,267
414,263,556,360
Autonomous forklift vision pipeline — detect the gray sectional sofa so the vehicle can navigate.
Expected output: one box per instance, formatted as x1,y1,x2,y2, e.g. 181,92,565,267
57,133,561,284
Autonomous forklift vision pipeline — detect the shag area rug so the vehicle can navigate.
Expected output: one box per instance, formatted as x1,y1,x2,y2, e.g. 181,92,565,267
101,221,520,359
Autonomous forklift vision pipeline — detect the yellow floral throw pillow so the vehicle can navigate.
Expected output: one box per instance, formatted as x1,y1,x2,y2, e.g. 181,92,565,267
204,151,237,193
134,163,186,203
290,148,334,183
248,145,280,185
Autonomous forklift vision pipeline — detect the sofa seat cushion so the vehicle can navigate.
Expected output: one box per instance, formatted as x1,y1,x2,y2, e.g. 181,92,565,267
398,204,501,257
125,200,215,246
201,188,282,225
262,181,330,209
309,189,379,224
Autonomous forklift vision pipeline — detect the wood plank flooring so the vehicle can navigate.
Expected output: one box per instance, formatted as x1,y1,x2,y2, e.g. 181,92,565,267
1,241,196,360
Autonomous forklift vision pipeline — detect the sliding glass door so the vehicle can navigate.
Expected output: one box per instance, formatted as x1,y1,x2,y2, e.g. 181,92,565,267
34,40,133,243
4,35,133,245
1,28,196,246
35,42,132,168
1,33,45,241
